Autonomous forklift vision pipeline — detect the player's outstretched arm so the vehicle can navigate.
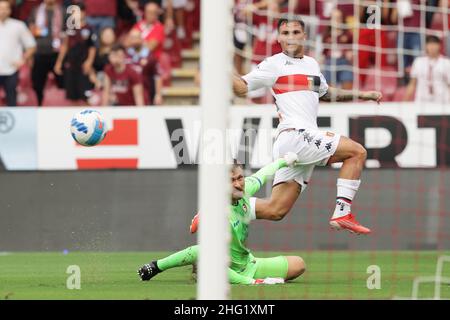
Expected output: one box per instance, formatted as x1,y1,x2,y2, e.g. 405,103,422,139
320,86,383,104
189,153,298,233
245,152,299,197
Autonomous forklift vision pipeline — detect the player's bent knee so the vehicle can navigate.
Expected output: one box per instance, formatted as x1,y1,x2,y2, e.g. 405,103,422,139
354,143,367,160
286,256,306,280
293,257,306,277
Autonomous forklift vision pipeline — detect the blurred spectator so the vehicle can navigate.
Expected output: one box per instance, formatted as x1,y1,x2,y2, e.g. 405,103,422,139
138,0,174,24
12,0,41,21
358,0,391,86
0,0,36,106
393,0,423,80
132,2,165,61
312,0,356,35
126,28,163,104
250,0,281,65
90,26,116,88
404,35,450,103
28,0,64,106
117,0,142,37
83,0,117,42
233,0,264,75
248,0,282,104
290,0,310,14
233,1,247,75
102,44,145,106
162,0,185,41
322,8,353,89
54,3,96,105
441,0,450,56
426,0,439,28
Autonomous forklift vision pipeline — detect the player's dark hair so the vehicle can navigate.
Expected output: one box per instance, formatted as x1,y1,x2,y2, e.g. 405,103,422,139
277,18,305,31
110,43,126,53
146,0,161,8
426,35,441,44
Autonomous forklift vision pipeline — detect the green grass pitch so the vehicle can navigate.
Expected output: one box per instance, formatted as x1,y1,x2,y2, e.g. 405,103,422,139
1,251,449,300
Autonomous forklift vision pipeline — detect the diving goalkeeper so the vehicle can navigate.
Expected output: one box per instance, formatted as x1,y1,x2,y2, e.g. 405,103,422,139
137,153,306,285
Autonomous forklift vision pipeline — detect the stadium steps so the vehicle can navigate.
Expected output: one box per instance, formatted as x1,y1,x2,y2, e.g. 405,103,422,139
181,48,200,69
192,31,200,49
162,35,200,104
162,86,200,105
170,68,198,87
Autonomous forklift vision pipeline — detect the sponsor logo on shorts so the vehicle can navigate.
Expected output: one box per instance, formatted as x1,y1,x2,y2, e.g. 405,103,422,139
315,139,322,149
325,142,333,152
303,131,313,144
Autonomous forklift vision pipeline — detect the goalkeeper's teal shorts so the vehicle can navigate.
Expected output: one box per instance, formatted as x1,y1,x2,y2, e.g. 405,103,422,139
240,256,289,279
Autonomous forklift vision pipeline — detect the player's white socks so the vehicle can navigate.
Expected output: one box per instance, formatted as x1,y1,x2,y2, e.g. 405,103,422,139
332,178,361,219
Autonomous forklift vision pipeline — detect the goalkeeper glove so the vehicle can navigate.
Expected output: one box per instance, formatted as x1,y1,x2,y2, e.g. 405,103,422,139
253,277,285,285
283,152,300,168
190,213,199,234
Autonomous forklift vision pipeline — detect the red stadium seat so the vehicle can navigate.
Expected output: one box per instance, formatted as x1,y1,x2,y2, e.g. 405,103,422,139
431,13,444,31
17,86,38,106
42,86,72,107
391,86,405,102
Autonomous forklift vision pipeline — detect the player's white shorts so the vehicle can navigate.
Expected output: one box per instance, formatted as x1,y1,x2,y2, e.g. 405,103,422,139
272,128,341,192
162,0,187,9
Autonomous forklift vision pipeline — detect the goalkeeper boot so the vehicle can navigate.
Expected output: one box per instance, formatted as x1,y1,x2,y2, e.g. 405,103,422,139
189,213,199,234
329,213,371,235
137,261,161,281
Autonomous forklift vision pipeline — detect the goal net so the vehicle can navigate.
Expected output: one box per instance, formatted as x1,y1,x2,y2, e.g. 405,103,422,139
198,0,450,299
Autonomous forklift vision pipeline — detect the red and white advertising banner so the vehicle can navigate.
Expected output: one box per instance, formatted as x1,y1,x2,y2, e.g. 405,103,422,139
30,102,450,170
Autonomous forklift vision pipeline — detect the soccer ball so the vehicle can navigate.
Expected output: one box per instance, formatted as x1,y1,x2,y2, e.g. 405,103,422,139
70,109,108,146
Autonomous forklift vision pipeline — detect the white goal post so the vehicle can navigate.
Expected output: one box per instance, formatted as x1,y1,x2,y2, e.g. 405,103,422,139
197,0,233,300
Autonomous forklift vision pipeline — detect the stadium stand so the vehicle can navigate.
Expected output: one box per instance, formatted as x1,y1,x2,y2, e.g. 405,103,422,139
0,0,448,107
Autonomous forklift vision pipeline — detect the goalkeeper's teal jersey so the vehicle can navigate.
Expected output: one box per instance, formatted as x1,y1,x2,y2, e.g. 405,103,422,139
228,159,287,273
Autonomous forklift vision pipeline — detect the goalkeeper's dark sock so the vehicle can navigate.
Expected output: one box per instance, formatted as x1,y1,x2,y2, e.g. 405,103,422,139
151,260,162,273
157,245,198,271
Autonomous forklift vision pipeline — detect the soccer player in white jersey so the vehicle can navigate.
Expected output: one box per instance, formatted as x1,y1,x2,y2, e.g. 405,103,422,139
233,18,383,235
